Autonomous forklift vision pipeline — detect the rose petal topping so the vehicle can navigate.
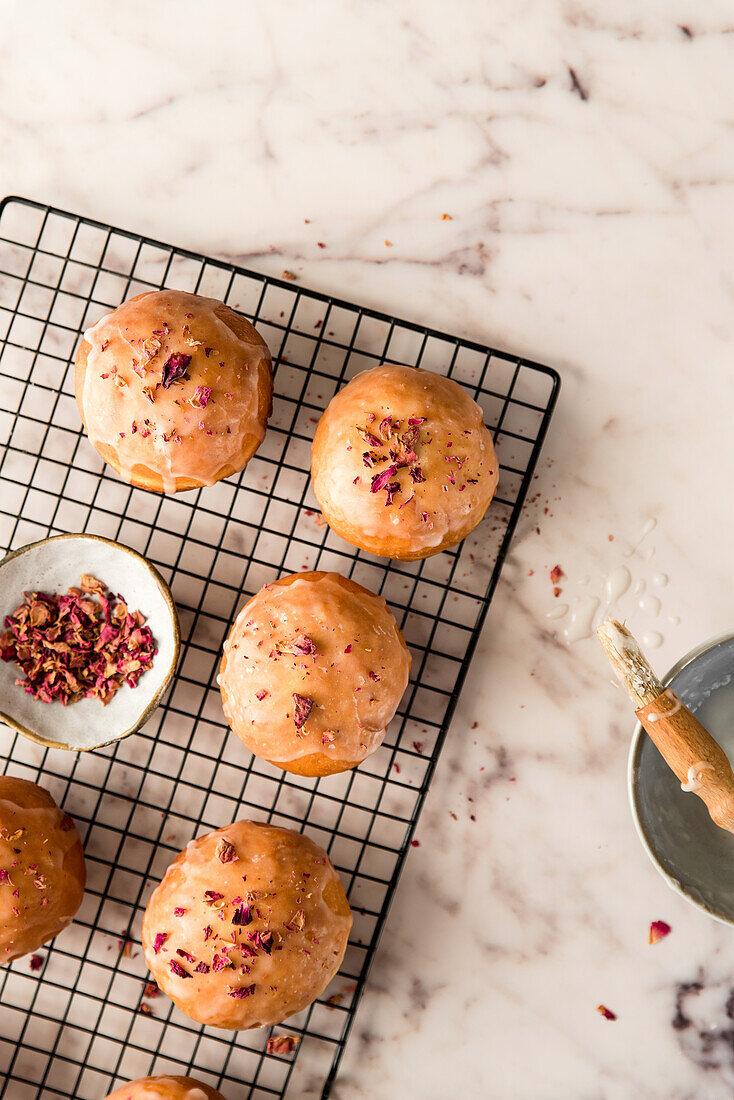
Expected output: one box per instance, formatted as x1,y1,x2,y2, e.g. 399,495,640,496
292,693,313,729
216,838,238,864
285,909,306,933
384,481,401,506
409,465,425,484
286,634,317,657
161,353,192,388
596,1004,617,1020
370,465,398,494
153,932,168,954
232,904,252,926
227,983,256,999
173,907,186,917
169,960,191,979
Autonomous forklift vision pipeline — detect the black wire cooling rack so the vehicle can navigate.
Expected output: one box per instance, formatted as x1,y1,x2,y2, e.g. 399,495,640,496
0,196,559,1100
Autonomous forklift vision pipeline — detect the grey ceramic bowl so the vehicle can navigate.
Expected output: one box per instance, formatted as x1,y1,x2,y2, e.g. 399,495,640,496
629,632,734,925
0,533,180,751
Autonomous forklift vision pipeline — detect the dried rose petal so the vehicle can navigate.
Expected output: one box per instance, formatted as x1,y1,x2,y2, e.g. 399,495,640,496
267,1035,299,1055
383,481,401,506
169,960,191,979
357,428,382,448
292,693,313,729
173,907,186,917
255,689,268,701
0,576,156,707
29,954,43,972
596,1004,617,1020
409,465,425,484
212,953,231,972
649,920,672,945
285,634,317,657
257,930,273,955
139,1002,152,1016
379,416,393,439
153,932,168,955
227,983,255,999
143,981,159,998
204,890,224,904
176,948,196,963
192,385,212,408
194,961,210,974
550,565,564,585
285,910,305,933
232,904,252,926
408,417,426,426
216,838,238,864
370,465,398,494
161,353,192,388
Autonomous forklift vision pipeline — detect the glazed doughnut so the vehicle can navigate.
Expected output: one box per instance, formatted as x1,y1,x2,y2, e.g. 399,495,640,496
311,363,499,559
74,289,272,494
104,1076,226,1100
0,776,85,963
141,820,352,1030
219,571,411,776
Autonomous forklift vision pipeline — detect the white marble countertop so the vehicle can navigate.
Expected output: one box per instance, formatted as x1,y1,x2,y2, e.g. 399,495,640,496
3,1,734,1096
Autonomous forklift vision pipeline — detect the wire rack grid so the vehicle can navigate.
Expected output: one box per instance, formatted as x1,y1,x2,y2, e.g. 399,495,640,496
0,196,559,1100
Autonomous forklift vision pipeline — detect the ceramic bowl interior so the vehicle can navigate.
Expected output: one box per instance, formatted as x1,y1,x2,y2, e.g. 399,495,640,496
0,533,179,751
630,633,734,925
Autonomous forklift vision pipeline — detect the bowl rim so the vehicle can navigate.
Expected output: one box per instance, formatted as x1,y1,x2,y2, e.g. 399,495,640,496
0,532,181,751
628,630,734,926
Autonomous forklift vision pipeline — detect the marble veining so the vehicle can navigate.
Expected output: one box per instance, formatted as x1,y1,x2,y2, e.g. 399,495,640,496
2,1,734,1097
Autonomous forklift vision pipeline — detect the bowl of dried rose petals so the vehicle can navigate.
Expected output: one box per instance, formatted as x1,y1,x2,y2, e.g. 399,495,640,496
0,533,180,751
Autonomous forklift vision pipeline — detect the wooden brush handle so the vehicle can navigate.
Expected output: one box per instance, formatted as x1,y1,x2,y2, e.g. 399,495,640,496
637,688,734,832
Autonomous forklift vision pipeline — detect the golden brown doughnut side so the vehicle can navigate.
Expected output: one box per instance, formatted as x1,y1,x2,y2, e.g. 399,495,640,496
74,290,272,494
103,1075,227,1100
219,571,411,776
311,363,499,560
0,776,86,964
141,820,352,1030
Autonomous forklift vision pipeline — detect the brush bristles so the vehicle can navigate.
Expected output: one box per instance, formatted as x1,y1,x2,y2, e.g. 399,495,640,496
597,618,663,708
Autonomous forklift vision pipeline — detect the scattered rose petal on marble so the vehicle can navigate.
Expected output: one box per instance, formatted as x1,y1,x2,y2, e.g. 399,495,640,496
596,1004,617,1020
649,920,672,945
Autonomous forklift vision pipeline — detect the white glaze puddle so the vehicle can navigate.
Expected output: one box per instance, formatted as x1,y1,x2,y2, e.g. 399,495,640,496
562,596,600,644
545,603,569,620
602,565,631,609
638,595,661,617
642,630,663,649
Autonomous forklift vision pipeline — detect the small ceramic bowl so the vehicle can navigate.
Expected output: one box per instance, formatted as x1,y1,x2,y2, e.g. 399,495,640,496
629,632,734,925
0,533,180,751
